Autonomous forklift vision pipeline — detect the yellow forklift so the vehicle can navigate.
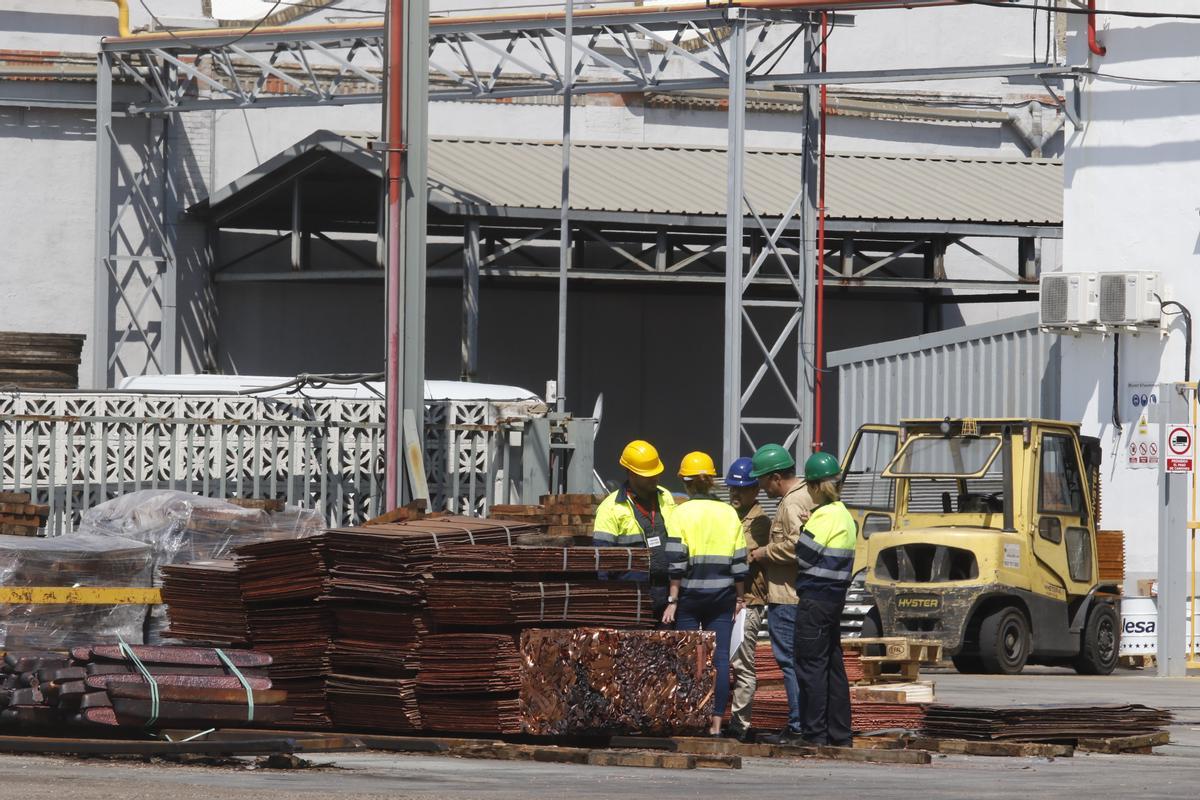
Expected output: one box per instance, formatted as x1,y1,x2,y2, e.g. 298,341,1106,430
839,418,1119,675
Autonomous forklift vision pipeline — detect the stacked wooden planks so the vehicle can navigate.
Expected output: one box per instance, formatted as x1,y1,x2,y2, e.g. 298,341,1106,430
1097,530,1125,584
0,492,50,537
0,331,84,389
0,645,290,729
540,494,604,542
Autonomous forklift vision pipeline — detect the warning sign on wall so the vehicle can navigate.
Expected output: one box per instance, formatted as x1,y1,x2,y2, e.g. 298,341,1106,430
1166,425,1193,474
1127,412,1159,470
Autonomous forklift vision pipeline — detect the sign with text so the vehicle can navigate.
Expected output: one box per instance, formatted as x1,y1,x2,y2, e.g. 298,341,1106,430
1127,412,1159,470
1166,425,1193,474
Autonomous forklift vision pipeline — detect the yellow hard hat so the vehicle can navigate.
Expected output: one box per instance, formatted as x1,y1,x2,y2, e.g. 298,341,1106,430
620,440,664,477
678,451,717,478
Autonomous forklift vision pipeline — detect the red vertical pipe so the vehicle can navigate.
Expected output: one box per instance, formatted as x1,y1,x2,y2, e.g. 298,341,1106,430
1087,0,1106,56
384,0,406,509
813,10,828,453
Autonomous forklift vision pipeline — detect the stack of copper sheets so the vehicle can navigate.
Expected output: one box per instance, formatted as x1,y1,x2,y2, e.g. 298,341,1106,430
430,545,651,576
236,536,331,728
328,604,427,676
853,702,927,733
520,628,713,736
325,674,421,732
0,645,290,730
324,517,544,603
426,580,653,628
923,704,1174,741
161,560,249,645
416,634,522,733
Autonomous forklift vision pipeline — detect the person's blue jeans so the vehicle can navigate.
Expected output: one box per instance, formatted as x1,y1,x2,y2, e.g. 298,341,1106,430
767,602,803,734
676,589,736,717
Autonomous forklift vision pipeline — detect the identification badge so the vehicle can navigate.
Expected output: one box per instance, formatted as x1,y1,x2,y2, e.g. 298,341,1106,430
646,536,662,548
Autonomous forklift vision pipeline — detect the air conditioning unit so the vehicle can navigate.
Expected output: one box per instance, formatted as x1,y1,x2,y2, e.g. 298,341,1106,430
1097,271,1161,327
1040,272,1099,329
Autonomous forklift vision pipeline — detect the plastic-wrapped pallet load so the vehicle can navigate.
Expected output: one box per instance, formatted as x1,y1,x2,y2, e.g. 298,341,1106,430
0,534,153,649
79,490,324,643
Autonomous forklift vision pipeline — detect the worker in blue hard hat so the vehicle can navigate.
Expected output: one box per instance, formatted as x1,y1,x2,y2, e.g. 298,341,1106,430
724,457,771,742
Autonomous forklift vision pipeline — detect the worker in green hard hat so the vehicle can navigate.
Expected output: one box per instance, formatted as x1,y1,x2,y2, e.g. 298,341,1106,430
745,443,815,744
789,451,855,747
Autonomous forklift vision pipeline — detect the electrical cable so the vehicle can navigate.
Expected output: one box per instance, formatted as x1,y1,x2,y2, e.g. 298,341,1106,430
1156,294,1193,383
960,0,1200,22
137,0,286,45
1111,333,1122,436
1080,68,1200,85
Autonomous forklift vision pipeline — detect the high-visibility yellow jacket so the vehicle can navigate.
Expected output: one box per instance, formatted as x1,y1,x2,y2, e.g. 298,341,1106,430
666,496,748,593
794,500,856,598
592,485,678,577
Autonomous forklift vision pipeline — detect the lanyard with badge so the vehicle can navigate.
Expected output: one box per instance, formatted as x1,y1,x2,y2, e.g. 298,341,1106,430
630,493,662,549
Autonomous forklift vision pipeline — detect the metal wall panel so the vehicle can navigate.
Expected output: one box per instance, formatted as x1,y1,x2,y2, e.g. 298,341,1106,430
827,313,1059,455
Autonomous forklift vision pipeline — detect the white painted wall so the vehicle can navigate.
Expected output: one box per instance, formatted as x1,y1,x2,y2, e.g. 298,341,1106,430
1059,7,1200,586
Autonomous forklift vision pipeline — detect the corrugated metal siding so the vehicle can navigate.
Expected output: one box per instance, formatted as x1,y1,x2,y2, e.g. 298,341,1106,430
827,314,1059,455
426,139,1063,225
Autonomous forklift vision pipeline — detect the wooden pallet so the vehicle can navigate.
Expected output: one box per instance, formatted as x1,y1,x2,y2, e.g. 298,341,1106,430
858,660,922,684
609,735,931,765
1076,732,1170,754
845,637,943,664
900,737,1074,758
851,680,935,703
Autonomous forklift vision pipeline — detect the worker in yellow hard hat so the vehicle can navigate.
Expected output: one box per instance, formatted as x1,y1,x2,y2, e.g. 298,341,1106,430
664,450,748,736
593,439,679,627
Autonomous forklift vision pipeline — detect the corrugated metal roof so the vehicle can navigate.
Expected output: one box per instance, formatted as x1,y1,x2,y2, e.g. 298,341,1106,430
201,131,1062,228
426,138,1062,226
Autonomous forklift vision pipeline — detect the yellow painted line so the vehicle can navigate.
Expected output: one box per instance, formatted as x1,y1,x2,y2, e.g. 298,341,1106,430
0,588,161,605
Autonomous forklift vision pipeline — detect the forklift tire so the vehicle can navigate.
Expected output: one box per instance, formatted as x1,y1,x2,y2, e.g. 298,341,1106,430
951,654,986,674
977,605,1030,674
1074,602,1119,675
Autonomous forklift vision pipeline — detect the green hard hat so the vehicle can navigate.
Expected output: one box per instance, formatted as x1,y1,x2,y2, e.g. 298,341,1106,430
804,451,841,482
749,443,796,478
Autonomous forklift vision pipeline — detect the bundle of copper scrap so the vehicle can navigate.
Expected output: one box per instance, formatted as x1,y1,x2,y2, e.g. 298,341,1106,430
426,580,653,628
325,674,421,732
0,645,291,730
922,704,1174,742
416,634,522,734
328,604,427,676
324,516,543,603
161,560,249,645
520,628,713,736
235,536,332,727
430,545,651,576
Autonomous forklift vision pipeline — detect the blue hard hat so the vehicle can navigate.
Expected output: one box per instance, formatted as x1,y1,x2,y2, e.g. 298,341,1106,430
725,457,759,487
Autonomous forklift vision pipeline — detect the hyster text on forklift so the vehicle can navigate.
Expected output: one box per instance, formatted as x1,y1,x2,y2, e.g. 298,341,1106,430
838,418,1119,675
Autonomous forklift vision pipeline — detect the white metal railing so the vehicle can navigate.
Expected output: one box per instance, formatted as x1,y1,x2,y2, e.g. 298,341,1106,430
0,392,515,534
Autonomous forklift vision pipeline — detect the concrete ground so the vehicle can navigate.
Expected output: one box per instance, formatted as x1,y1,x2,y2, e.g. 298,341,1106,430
0,670,1196,800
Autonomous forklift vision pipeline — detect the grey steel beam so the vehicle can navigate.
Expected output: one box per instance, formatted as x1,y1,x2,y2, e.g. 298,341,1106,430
797,18,819,455
213,267,1038,292
722,12,747,469
92,52,113,389
428,203,1063,239
556,0,574,415
402,0,431,500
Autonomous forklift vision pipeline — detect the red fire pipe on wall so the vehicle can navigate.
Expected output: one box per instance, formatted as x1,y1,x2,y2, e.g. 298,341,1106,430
383,0,407,509
813,10,829,453
1088,0,1106,56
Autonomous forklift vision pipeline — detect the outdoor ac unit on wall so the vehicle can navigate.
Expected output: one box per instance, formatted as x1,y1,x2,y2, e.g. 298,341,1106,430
1040,272,1099,329
1097,271,1162,327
